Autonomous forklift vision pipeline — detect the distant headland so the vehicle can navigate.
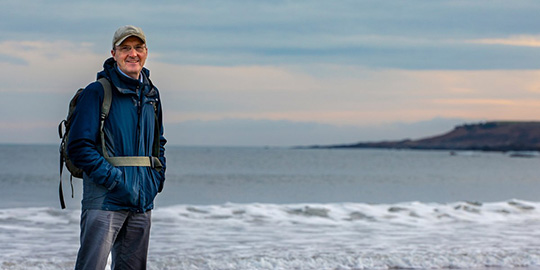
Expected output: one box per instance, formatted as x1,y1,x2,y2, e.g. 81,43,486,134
307,121,540,152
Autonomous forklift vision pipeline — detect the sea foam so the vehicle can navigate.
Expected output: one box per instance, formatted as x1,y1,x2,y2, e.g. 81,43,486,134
2,200,540,269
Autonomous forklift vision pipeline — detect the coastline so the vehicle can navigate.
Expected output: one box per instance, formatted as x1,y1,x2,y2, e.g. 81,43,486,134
303,121,540,152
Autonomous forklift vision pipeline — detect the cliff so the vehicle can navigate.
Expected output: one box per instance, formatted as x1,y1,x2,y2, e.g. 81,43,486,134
318,121,540,151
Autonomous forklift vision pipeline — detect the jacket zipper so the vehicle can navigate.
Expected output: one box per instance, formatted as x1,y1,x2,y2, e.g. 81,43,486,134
136,84,143,212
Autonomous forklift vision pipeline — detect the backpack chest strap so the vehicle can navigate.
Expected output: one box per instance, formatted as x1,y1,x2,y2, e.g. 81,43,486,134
106,156,163,170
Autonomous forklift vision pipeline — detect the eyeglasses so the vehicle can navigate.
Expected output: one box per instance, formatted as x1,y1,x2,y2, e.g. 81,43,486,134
116,44,147,53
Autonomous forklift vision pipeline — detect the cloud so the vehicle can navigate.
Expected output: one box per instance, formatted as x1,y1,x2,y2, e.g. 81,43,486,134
0,40,107,145
164,117,469,147
469,35,540,47
0,40,103,93
3,38,540,145
3,1,540,146
146,62,540,126
4,1,540,69
433,99,517,106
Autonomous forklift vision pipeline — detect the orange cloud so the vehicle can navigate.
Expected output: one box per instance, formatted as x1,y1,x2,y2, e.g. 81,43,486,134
432,99,516,106
469,35,540,47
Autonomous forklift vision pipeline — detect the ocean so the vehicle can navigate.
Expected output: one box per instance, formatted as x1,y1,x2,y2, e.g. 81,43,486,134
1,144,540,269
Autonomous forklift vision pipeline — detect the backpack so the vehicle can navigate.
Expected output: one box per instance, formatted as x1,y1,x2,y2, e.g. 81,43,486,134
58,77,162,209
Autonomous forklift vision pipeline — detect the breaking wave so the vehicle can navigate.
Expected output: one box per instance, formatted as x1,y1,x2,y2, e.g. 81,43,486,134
2,200,540,269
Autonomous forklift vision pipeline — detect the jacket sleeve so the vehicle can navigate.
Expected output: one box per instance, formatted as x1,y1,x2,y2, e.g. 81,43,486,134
67,82,122,190
156,91,167,192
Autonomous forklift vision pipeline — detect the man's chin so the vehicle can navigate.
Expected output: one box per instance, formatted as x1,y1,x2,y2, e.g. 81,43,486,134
123,67,142,77
126,65,142,71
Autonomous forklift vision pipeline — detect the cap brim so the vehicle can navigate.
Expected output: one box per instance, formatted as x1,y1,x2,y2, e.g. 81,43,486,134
114,34,146,47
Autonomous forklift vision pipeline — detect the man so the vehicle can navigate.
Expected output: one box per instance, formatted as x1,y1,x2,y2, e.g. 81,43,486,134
68,25,166,270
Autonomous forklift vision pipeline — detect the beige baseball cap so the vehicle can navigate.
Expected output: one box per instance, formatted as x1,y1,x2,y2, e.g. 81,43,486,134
112,25,146,48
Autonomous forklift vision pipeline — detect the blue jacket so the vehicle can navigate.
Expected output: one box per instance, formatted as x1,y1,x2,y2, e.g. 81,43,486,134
67,57,166,212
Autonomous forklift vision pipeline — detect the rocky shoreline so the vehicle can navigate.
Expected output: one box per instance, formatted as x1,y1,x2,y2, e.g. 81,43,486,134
307,121,540,152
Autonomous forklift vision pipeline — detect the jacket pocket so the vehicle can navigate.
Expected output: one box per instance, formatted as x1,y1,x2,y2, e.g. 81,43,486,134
104,167,139,207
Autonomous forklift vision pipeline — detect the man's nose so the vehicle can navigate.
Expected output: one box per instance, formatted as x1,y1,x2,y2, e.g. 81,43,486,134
128,49,137,56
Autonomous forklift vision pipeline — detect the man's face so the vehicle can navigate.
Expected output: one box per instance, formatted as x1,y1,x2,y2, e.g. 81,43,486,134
111,36,147,80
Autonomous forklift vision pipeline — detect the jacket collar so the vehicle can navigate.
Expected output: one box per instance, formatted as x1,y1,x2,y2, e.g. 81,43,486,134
98,57,157,97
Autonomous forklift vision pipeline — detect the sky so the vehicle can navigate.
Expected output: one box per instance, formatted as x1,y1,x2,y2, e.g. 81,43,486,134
2,0,540,146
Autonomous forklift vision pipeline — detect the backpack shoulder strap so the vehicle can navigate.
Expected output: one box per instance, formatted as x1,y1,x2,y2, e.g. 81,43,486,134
98,77,112,118
97,77,112,159
152,99,161,158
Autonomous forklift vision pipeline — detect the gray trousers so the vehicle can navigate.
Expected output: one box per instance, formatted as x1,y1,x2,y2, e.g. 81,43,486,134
75,209,152,270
